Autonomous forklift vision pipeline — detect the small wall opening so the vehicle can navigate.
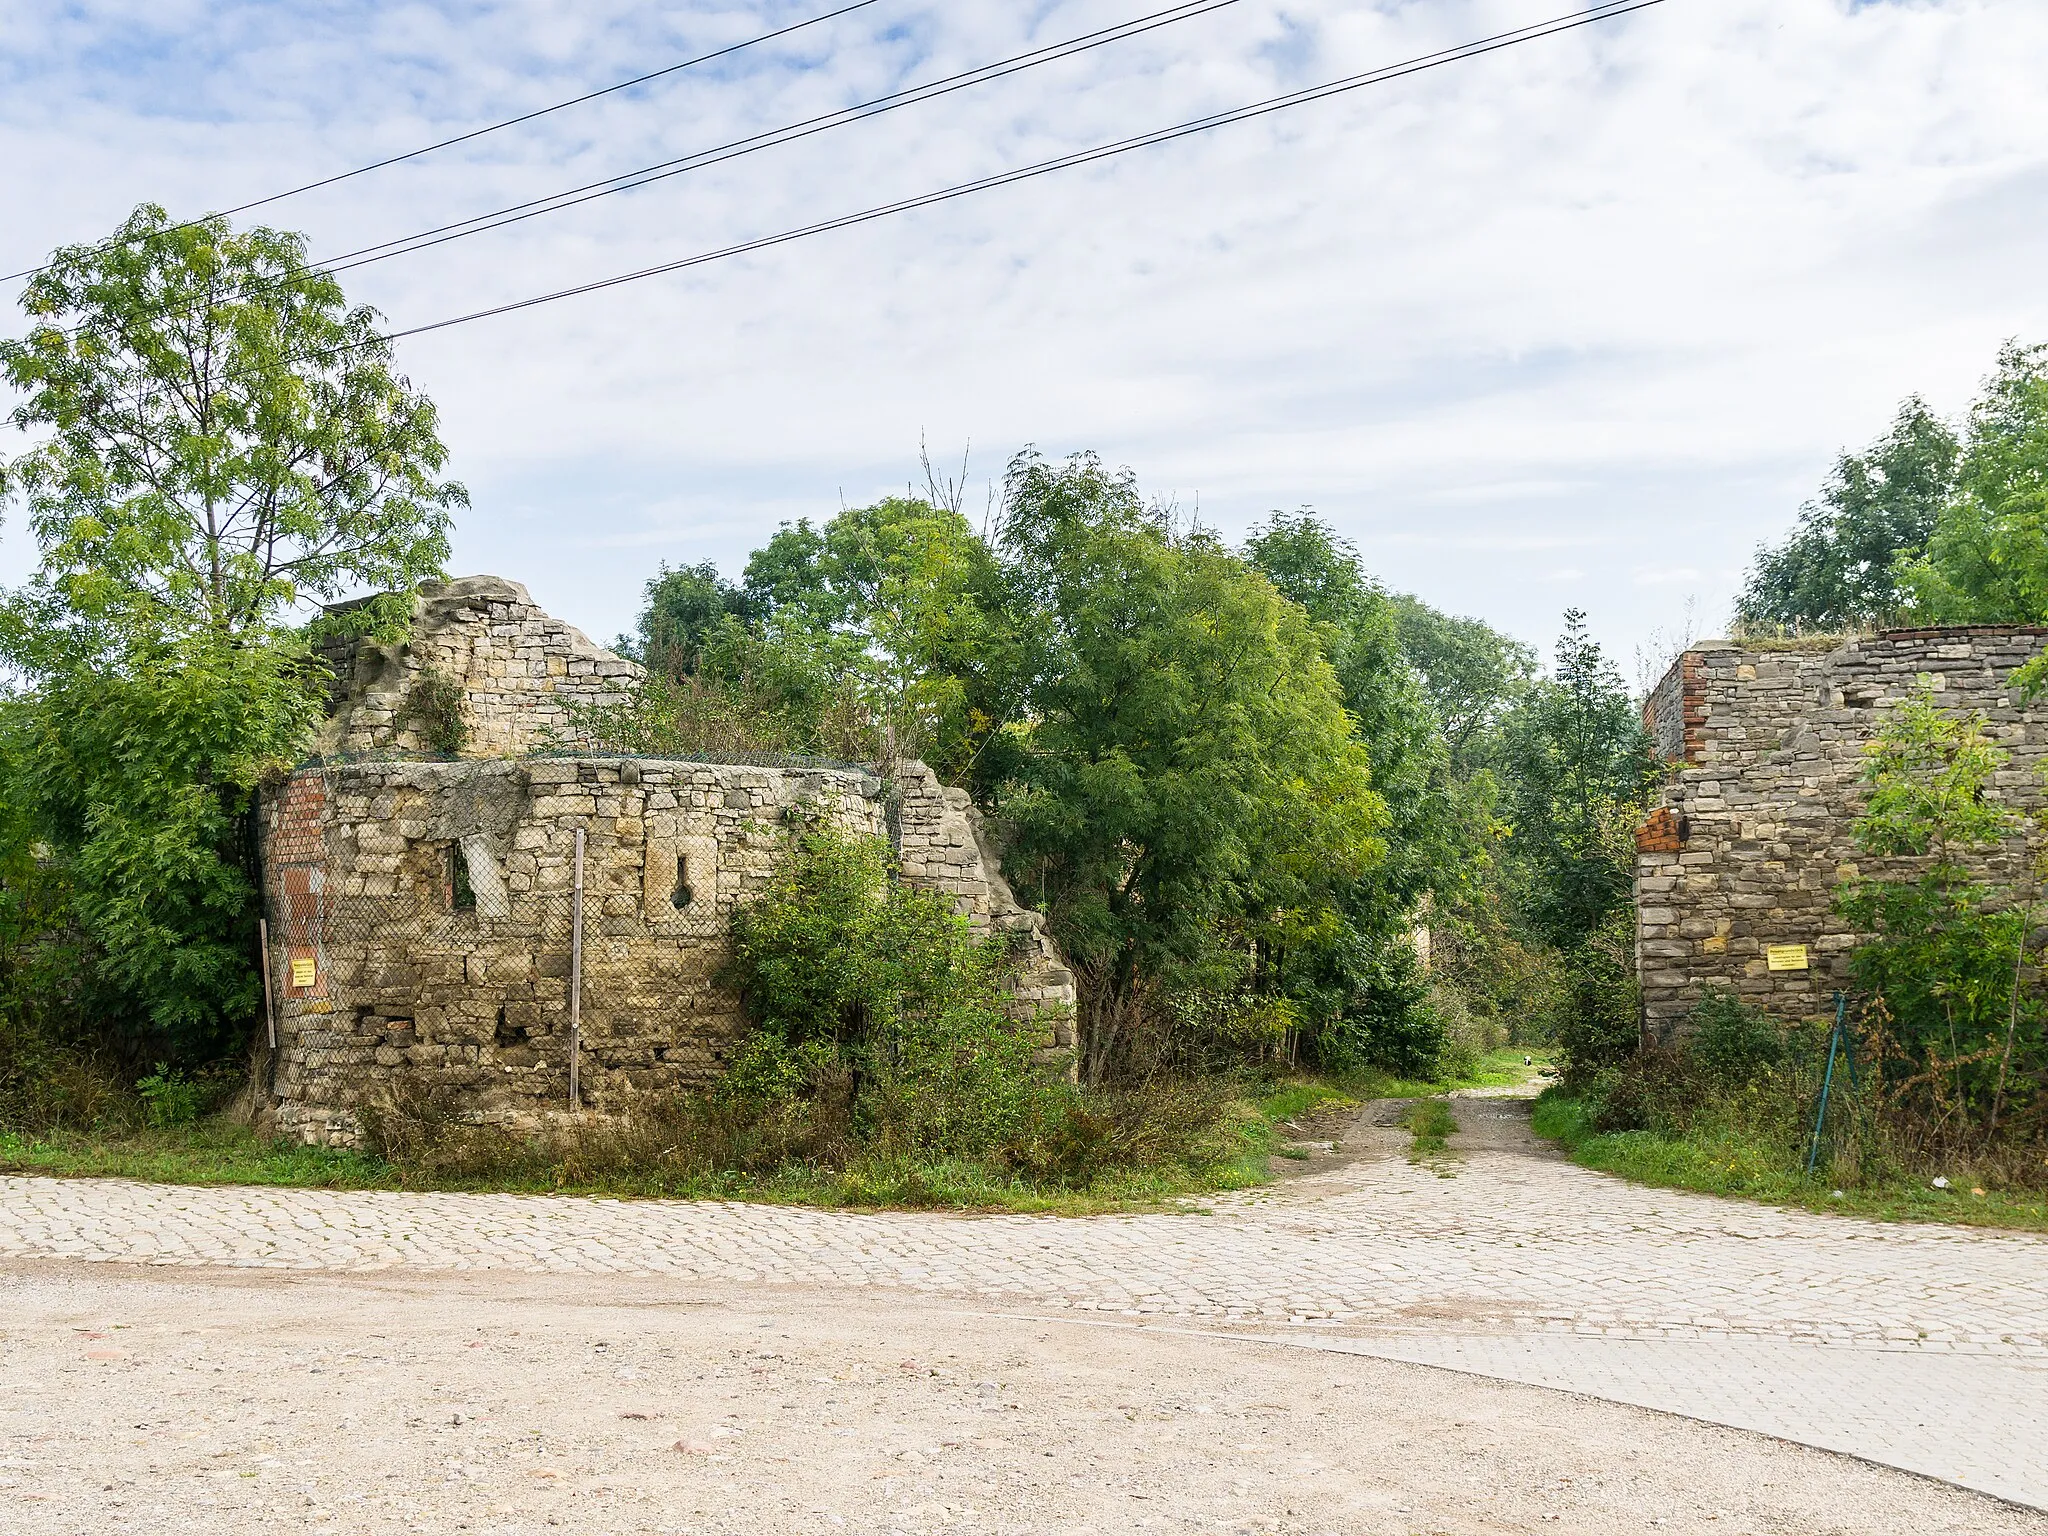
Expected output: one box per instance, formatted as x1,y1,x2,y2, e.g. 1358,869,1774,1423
672,854,695,909
448,844,476,910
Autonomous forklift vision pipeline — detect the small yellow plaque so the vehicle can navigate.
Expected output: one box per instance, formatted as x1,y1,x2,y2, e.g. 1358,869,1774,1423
290,957,318,988
1766,944,1809,973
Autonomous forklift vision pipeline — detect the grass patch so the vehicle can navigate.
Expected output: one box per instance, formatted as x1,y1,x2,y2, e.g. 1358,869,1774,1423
1399,1098,1459,1163
0,1056,1549,1215
0,1120,1258,1215
0,1077,1341,1216
1531,1088,2048,1234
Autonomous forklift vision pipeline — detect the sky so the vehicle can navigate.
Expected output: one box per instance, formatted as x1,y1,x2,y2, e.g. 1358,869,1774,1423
3,0,2046,677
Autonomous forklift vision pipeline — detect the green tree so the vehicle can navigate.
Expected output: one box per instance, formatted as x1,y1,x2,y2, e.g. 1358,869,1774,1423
1241,512,1491,1073
1498,610,1659,949
1738,398,1959,632
0,205,463,1059
738,497,1021,774
1896,344,2048,635
595,498,1021,773
623,562,762,678
0,204,462,643
1386,592,1536,770
989,454,1385,1079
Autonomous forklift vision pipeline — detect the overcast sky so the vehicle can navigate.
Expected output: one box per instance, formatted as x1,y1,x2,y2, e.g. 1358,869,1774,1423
4,0,2045,675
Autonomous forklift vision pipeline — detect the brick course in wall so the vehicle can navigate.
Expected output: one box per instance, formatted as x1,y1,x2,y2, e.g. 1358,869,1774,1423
1635,626,2048,1040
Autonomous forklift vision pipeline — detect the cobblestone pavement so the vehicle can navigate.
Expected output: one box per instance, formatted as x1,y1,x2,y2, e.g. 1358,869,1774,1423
3,1097,2045,1510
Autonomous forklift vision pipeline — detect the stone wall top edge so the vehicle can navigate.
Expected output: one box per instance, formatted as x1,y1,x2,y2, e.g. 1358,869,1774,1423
287,755,884,786
1690,625,2048,658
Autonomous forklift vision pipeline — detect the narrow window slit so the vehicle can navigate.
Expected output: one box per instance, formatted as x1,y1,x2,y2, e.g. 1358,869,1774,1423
449,845,476,911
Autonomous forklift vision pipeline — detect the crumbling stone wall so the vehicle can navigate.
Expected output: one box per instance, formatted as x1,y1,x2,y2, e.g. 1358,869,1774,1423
265,577,1079,1144
1636,626,2048,1040
317,575,642,758
265,757,892,1145
892,761,1078,1051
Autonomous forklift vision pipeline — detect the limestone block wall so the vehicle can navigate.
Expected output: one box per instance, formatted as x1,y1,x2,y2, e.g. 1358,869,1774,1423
263,756,1078,1144
891,761,1079,1052
1635,626,2048,1040
264,758,887,1144
317,576,643,758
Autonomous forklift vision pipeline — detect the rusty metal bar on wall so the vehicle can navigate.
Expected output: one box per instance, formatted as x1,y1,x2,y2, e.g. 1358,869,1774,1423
258,917,277,1050
569,826,585,1111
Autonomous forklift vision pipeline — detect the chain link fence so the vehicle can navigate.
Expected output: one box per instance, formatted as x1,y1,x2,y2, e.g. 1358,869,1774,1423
264,767,756,1133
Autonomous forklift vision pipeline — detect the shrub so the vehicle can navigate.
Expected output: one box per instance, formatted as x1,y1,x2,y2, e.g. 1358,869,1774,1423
135,1063,206,1128
1316,942,1454,1081
722,827,1063,1160
1553,915,1640,1087
1688,989,1788,1090
406,668,469,756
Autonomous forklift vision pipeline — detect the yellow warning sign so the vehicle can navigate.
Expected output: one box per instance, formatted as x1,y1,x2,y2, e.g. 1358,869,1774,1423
1766,944,1810,973
290,957,318,989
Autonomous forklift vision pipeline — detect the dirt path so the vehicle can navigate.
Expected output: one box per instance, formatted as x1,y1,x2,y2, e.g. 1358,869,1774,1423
2,1258,2035,1536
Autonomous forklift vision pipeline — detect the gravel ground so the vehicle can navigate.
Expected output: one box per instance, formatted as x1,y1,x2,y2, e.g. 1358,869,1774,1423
2,1257,2036,1536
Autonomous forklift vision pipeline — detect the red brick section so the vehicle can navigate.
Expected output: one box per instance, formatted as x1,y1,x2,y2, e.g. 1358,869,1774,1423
268,771,327,999
270,771,326,863
1637,807,1682,854
1680,650,1706,763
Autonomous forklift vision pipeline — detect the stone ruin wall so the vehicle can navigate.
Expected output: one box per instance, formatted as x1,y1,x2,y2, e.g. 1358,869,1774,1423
315,575,642,758
890,761,1078,1040
1636,626,2048,1041
265,576,1079,1145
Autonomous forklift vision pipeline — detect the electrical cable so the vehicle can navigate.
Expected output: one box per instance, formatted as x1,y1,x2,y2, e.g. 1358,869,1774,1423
0,0,882,282
382,0,1670,344
316,0,1245,279
22,0,1247,338
52,0,1670,411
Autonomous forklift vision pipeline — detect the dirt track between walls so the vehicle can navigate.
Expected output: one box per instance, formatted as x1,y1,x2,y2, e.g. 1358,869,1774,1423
3,1257,2036,1536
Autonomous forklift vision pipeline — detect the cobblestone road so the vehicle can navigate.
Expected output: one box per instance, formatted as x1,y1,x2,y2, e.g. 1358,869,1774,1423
4,1096,2045,1509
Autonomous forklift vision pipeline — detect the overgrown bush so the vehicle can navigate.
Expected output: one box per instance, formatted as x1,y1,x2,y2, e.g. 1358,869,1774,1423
1315,942,1453,1081
1832,681,2045,1153
136,1064,206,1128
1552,915,1640,1088
1688,988,1790,1090
364,827,1234,1195
406,668,469,756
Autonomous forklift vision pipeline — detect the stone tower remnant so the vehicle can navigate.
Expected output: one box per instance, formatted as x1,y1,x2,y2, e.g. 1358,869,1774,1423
1635,626,2048,1042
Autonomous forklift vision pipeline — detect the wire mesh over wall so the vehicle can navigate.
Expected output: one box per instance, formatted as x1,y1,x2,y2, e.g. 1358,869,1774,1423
260,754,886,1139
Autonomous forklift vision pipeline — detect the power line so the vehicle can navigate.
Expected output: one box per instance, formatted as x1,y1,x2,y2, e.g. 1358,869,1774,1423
49,0,1671,412
383,0,1670,343
0,0,882,283
31,0,1248,338
316,1,1246,280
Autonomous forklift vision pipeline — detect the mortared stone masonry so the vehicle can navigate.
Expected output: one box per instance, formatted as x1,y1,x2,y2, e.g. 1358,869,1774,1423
1636,626,2048,1042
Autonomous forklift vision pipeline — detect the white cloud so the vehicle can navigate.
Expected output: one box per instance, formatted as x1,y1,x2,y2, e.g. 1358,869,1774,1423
3,0,2044,666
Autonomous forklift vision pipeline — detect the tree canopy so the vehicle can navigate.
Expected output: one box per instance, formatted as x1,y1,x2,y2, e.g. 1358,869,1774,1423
0,203,462,653
1736,398,1959,633
0,205,462,1055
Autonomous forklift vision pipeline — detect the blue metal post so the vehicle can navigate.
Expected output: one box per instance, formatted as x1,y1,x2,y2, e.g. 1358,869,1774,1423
1805,991,1848,1178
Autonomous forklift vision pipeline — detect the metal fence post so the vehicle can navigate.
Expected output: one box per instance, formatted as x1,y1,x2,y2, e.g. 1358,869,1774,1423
1805,990,1849,1177
569,826,585,1111
258,917,277,1051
